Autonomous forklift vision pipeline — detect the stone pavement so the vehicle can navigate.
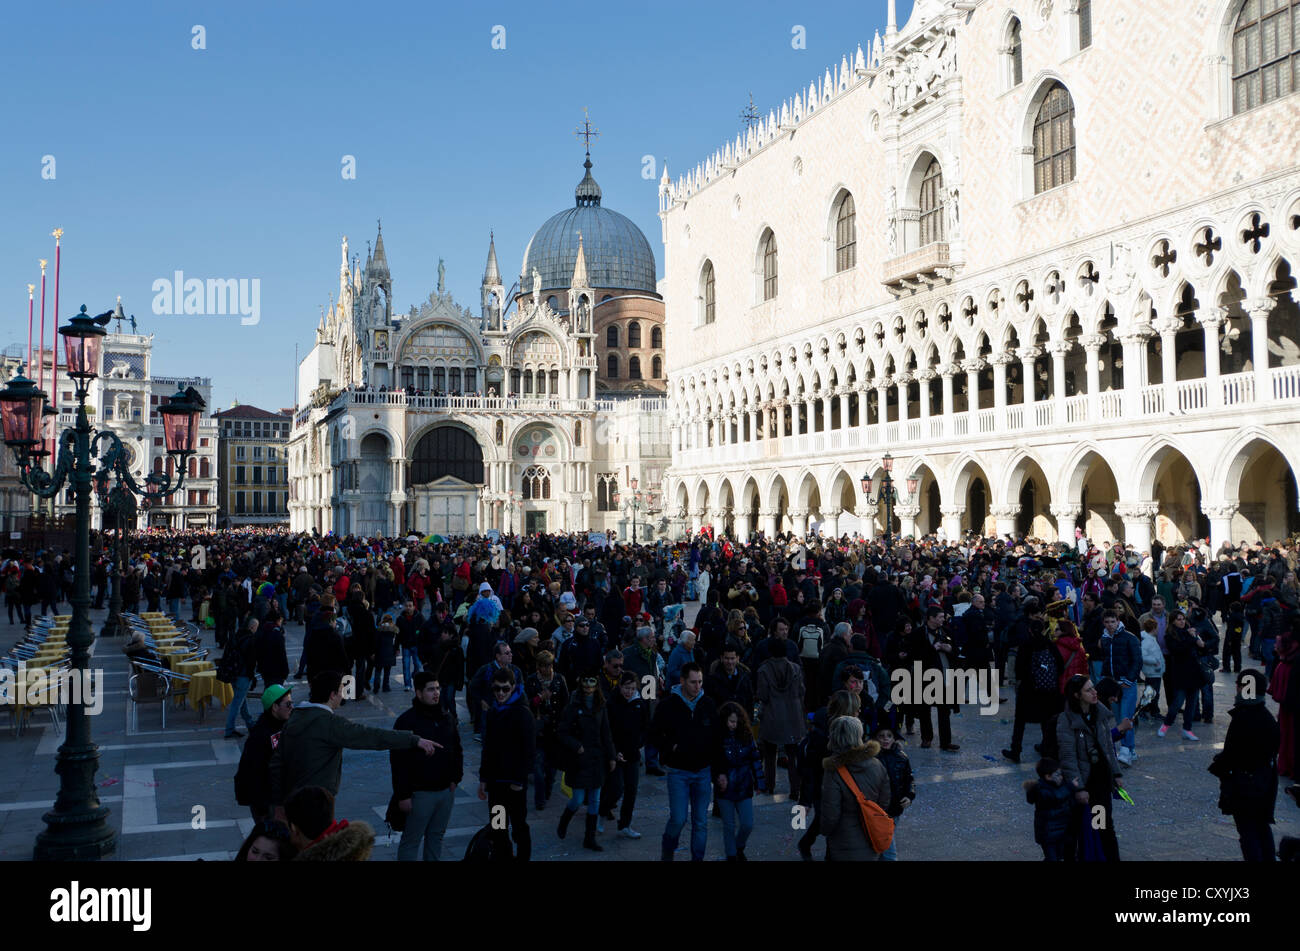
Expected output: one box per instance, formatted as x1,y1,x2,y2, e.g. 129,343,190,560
0,606,1294,861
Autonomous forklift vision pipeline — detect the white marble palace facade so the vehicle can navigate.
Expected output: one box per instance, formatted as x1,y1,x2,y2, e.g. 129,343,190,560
288,159,671,539
660,0,1300,552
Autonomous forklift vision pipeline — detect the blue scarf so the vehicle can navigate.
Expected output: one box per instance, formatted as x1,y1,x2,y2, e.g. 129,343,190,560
671,683,701,711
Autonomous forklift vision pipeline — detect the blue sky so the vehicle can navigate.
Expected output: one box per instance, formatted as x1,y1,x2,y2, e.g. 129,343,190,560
0,0,910,413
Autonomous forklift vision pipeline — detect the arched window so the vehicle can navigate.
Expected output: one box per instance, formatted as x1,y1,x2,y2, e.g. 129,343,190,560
607,325,619,348
1033,82,1077,194
761,230,778,301
510,368,521,393
628,321,641,348
522,465,550,500
652,355,663,379
431,367,445,392
607,354,619,378
200,457,210,478
1078,0,1092,49
416,367,430,391
629,356,642,379
448,367,461,393
1009,18,1023,87
651,325,662,349
523,370,533,394
835,192,857,272
919,159,945,245
188,457,197,477
401,365,414,389
153,456,163,474
597,475,619,511
702,260,716,324
1233,0,1300,113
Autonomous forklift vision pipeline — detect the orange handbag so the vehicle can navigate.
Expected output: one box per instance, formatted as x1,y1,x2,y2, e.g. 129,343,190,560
836,765,895,853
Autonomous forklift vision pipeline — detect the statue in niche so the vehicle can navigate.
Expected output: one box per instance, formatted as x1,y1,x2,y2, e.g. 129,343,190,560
885,186,898,255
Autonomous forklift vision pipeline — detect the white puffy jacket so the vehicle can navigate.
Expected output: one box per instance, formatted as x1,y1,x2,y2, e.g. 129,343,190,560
1140,632,1166,679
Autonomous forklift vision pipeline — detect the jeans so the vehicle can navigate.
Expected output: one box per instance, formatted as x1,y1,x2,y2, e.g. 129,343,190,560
441,685,459,723
487,783,530,861
225,675,255,735
565,785,601,816
717,797,754,857
1261,638,1277,680
760,741,800,797
644,741,660,770
1089,660,1103,684
1162,685,1195,731
917,702,952,748
372,665,391,692
1041,839,1065,861
402,648,422,689
601,759,640,828
168,597,181,618
398,788,455,861
1115,682,1137,753
880,814,900,861
662,766,711,861
533,747,557,808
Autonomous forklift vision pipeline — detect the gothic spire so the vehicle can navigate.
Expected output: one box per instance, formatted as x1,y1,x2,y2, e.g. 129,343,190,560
369,220,390,277
483,231,501,285
571,231,589,288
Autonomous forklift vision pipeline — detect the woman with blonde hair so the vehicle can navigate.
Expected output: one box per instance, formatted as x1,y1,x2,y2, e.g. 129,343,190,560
820,714,890,861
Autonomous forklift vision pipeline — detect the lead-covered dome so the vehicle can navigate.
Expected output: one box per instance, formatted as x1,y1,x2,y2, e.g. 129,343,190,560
521,155,658,296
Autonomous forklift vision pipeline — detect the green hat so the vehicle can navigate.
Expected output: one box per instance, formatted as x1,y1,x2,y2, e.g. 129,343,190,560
262,683,292,712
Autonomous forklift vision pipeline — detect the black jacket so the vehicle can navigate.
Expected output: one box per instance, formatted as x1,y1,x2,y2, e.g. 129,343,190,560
479,685,536,786
1212,699,1280,822
607,690,650,761
705,664,756,712
304,615,349,681
1024,777,1073,845
877,745,916,818
256,623,290,687
234,710,284,809
649,689,718,772
391,699,464,795
557,693,616,789
395,611,422,650
429,636,466,690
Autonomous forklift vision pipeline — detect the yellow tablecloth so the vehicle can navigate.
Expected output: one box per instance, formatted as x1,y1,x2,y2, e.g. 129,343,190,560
176,660,214,676
187,671,232,709
161,651,197,670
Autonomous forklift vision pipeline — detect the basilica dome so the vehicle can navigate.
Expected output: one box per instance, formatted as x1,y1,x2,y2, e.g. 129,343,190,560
521,155,659,296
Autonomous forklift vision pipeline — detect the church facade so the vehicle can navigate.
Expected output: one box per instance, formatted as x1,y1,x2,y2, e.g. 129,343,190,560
660,0,1300,552
288,155,670,538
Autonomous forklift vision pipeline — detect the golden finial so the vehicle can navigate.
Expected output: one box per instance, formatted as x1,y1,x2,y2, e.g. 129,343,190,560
40,259,47,271
27,284,35,295
51,228,64,241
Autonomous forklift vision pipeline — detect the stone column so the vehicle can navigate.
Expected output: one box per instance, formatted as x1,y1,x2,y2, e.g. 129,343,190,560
895,374,910,427
760,509,779,539
940,504,966,541
1119,330,1151,417
1114,501,1159,554
940,364,955,436
990,503,1019,539
711,510,729,538
992,352,1012,429
1017,345,1042,418
734,511,752,543
789,508,809,539
822,507,842,539
838,391,849,431
1156,316,1180,410
1048,340,1069,424
1199,306,1225,409
963,360,984,427
875,381,889,435
895,502,920,540
1201,503,1239,552
917,369,935,433
1246,297,1276,398
855,504,878,540
1081,333,1105,419
691,508,706,534
1049,503,1081,543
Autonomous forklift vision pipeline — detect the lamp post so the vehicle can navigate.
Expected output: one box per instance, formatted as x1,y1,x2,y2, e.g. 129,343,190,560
96,472,136,640
0,305,201,860
860,453,919,551
616,477,645,543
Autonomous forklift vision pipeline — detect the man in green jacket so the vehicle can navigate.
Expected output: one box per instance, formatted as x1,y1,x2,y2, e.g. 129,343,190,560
271,670,440,811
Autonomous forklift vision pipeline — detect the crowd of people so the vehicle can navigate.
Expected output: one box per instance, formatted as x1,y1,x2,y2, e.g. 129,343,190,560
7,522,1296,862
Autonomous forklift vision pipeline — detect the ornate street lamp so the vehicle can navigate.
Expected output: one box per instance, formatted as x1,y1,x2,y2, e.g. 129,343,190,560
0,304,200,860
861,451,899,550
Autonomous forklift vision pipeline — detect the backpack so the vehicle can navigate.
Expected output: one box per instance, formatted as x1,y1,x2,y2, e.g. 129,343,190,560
215,642,243,684
836,765,894,853
798,622,823,659
463,824,507,862
1030,645,1059,692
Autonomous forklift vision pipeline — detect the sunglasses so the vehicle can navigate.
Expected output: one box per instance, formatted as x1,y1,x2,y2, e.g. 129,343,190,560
492,685,513,693
580,678,598,687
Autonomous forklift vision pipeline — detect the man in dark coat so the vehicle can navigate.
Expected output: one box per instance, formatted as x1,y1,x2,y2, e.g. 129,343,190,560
704,645,755,712
303,601,349,684
234,684,294,822
649,662,718,861
1212,670,1281,861
256,611,290,688
391,672,464,861
818,622,853,701
1002,600,1060,763
477,668,536,860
